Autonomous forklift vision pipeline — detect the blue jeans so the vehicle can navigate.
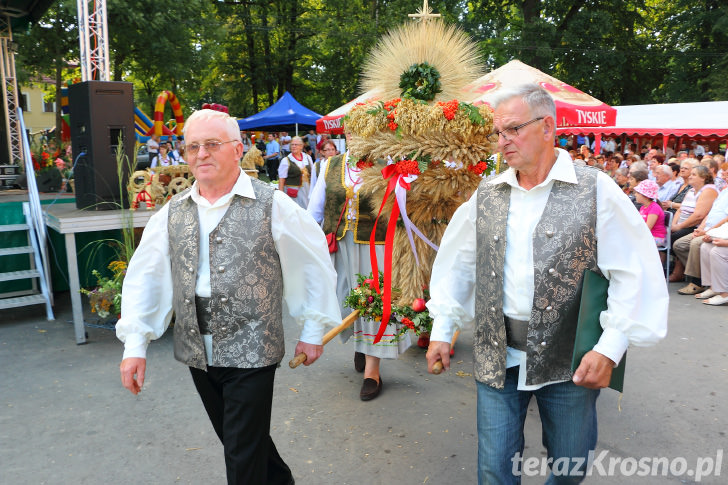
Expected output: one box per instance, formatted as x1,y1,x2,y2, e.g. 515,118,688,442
477,366,599,485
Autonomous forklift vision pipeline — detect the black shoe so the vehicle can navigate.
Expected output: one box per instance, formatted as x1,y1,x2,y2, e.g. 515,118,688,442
354,351,365,373
360,377,382,401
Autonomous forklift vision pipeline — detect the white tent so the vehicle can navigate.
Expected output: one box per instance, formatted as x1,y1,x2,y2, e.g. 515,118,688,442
315,89,383,134
557,101,728,153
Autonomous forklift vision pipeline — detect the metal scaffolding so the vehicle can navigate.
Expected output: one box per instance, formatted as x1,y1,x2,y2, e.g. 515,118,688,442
0,15,22,165
77,0,109,81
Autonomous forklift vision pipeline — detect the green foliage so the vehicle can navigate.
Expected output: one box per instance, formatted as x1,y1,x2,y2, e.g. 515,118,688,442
80,261,126,319
14,2,80,141
106,0,215,115
14,0,728,123
412,153,431,174
344,272,433,341
399,62,442,101
459,103,486,126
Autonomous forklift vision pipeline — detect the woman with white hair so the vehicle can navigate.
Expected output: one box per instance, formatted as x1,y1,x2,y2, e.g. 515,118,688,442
278,136,314,209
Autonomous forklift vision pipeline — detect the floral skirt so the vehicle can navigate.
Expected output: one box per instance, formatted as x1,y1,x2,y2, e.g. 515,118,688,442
333,232,411,359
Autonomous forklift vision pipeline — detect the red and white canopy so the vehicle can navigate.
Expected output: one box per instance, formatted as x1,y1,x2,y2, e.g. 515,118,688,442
464,60,616,127
316,89,384,134
556,102,728,139
316,60,617,133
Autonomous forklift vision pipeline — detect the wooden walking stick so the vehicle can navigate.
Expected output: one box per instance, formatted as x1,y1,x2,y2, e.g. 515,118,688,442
431,329,460,375
289,310,361,368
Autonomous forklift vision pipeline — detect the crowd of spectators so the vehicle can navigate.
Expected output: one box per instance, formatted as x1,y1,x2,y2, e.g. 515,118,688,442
238,130,343,179
562,138,728,305
218,129,728,306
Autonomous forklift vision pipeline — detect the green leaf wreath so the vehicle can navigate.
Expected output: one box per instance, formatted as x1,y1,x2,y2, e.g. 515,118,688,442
399,62,442,101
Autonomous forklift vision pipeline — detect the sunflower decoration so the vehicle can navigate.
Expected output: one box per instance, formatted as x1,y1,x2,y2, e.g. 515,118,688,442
343,12,500,340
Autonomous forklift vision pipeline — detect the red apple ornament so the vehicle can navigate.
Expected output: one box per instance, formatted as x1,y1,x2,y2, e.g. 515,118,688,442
412,298,426,312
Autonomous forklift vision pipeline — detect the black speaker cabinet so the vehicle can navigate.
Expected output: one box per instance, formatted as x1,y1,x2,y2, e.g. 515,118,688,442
69,81,134,210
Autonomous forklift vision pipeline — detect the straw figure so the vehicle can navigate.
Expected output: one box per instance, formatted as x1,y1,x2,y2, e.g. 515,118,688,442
241,145,264,178
347,17,497,308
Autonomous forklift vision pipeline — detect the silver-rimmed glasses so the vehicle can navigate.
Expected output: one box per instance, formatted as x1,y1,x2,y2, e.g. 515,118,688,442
487,117,544,143
186,140,237,156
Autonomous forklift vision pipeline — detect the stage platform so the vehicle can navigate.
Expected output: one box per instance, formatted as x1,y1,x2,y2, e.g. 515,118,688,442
1,189,156,343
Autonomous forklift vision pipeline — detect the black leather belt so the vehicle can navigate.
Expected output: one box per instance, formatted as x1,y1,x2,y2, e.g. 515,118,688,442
195,296,212,335
504,316,528,351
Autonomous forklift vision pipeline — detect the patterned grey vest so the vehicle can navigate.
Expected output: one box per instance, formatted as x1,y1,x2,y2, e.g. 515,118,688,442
168,180,284,370
474,166,599,388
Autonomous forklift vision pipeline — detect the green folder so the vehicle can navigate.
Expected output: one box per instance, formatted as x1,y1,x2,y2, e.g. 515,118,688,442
571,269,626,392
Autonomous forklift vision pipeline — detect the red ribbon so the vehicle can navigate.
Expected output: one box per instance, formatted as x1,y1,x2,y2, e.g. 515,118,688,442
370,164,406,344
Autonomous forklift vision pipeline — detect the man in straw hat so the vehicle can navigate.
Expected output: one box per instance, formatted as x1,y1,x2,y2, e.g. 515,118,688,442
426,83,668,483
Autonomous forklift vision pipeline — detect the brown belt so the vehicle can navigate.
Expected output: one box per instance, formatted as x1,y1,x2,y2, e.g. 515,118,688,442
504,316,528,351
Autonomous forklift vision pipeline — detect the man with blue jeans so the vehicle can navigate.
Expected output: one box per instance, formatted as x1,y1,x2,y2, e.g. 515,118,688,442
264,133,281,180
426,84,668,484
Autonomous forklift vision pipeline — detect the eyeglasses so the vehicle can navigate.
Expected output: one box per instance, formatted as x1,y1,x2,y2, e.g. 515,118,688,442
187,140,237,156
487,117,544,142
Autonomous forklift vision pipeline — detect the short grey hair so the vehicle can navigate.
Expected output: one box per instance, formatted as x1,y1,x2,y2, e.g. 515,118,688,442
629,167,649,182
183,109,242,142
692,164,714,184
492,83,557,120
701,157,719,173
656,165,672,176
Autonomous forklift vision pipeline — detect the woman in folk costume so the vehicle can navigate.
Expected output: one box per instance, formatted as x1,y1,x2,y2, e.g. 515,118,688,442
278,136,314,209
308,143,410,401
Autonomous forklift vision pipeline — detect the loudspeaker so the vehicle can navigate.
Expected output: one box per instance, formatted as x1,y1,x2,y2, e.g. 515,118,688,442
69,81,134,210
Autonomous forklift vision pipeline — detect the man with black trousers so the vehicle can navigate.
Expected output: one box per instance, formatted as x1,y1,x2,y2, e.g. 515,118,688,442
117,108,341,484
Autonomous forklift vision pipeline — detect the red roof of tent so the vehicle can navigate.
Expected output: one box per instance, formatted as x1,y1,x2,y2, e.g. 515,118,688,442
316,89,383,134
317,60,616,134
464,60,616,127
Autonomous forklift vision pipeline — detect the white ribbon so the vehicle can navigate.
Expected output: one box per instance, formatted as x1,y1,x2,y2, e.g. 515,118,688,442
394,173,439,266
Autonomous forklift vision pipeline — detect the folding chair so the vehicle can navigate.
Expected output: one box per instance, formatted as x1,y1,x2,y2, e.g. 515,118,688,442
657,211,673,280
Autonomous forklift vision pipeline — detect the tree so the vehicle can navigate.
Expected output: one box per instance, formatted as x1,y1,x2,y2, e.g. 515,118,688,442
650,0,728,102
14,1,80,143
14,0,728,130
106,0,216,117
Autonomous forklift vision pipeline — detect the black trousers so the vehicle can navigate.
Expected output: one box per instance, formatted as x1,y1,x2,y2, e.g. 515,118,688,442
189,365,293,485
266,157,280,180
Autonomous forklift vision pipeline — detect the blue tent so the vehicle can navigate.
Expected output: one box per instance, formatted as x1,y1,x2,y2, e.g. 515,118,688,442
236,91,322,134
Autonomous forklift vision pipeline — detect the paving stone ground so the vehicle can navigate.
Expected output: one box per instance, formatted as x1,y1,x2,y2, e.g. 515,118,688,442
1,282,725,484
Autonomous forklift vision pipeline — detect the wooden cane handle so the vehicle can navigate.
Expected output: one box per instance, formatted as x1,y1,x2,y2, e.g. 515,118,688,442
288,310,361,369
289,352,307,368
432,360,444,375
289,310,361,369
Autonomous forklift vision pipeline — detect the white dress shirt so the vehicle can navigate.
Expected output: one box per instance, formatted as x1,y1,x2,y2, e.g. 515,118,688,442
278,153,313,181
428,148,668,389
658,179,680,202
116,168,342,360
